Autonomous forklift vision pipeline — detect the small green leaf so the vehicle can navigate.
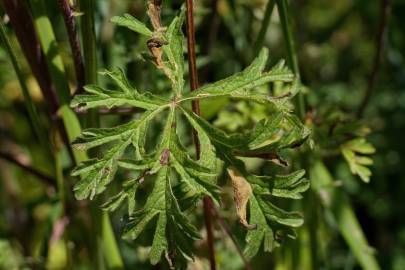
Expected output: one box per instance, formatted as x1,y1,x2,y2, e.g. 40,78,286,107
244,196,275,259
102,179,140,215
341,138,375,182
162,10,185,95
258,196,303,227
111,14,153,37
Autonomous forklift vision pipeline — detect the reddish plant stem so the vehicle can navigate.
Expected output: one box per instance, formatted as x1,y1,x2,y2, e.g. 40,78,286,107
202,197,216,270
1,0,59,115
357,0,391,117
185,0,201,157
185,1,216,269
1,0,74,160
57,0,85,94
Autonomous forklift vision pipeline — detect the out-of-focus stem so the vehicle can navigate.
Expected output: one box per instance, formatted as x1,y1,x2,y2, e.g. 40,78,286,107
0,20,47,148
79,0,99,127
276,0,305,118
1,0,59,115
253,0,275,56
211,205,252,270
357,0,391,117
79,0,97,85
78,1,123,268
58,0,85,94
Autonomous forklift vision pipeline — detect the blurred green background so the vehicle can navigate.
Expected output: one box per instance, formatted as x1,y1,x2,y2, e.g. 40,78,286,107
0,0,404,269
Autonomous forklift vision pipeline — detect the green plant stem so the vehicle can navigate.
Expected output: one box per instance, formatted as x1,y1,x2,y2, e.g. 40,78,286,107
211,205,251,270
253,0,275,57
78,1,123,268
275,2,379,269
276,0,305,118
78,0,99,128
29,0,123,267
185,0,216,269
79,0,97,85
1,0,60,115
102,213,124,269
310,160,380,270
29,0,86,162
0,20,47,148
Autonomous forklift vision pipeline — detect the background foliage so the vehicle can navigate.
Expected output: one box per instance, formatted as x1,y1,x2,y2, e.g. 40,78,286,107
0,0,404,269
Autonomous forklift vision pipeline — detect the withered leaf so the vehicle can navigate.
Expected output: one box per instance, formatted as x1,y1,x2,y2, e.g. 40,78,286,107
228,167,256,229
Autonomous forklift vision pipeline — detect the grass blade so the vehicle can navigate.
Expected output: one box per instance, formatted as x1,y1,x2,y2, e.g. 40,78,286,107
310,160,380,270
276,0,305,118
253,0,276,57
0,20,47,147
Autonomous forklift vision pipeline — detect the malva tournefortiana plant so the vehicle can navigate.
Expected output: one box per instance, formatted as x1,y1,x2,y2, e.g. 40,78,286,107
70,1,310,268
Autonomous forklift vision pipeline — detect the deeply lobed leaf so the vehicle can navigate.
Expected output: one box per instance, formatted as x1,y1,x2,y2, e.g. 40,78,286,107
70,9,310,265
341,138,375,182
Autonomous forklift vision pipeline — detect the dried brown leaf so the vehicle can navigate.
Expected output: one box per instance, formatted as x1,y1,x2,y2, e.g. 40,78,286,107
227,167,256,229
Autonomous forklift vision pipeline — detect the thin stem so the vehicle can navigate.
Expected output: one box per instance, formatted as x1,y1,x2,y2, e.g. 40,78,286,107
202,197,216,270
185,0,216,269
311,160,380,270
30,0,86,162
276,0,305,118
78,1,123,268
58,0,85,94
0,151,55,187
253,0,276,56
356,0,391,117
79,0,98,85
211,205,252,270
1,0,74,161
0,20,47,148
79,0,99,127
102,213,124,269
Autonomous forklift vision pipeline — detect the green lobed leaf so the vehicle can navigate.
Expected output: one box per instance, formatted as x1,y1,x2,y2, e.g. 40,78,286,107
341,138,375,182
180,48,294,105
181,106,309,154
244,196,275,259
71,9,309,263
162,9,185,95
102,179,140,215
